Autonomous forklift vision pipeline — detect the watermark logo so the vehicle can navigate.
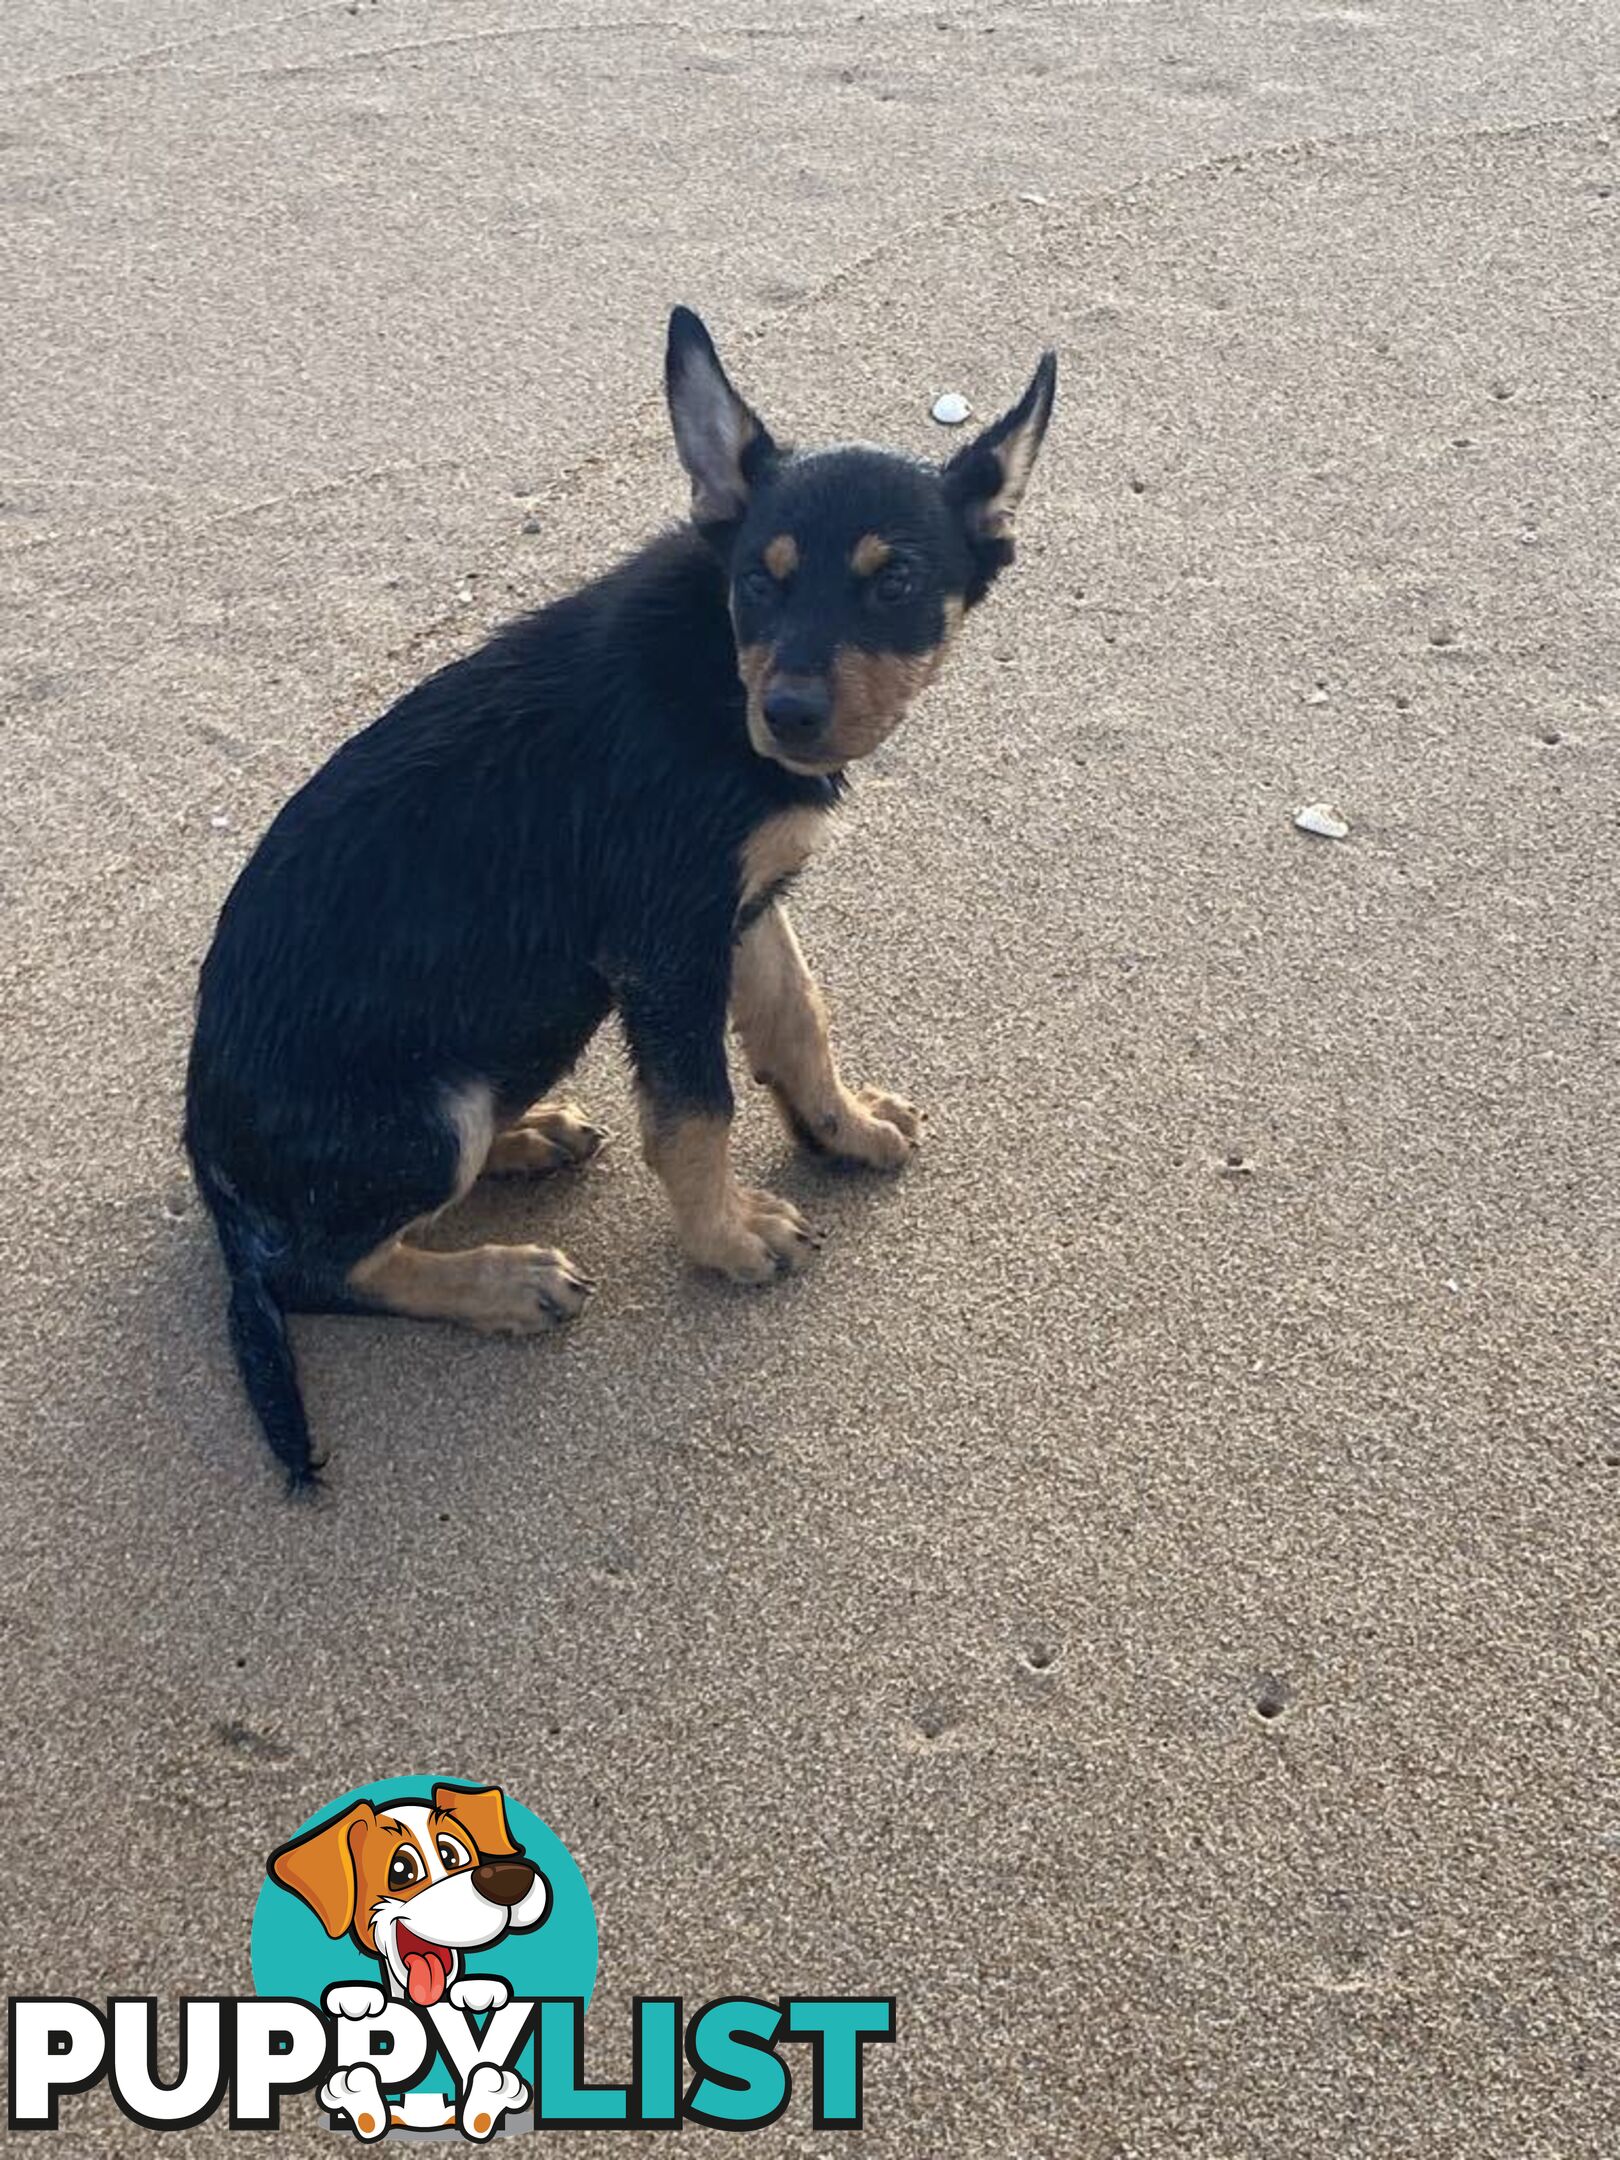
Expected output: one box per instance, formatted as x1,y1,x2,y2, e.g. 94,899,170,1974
254,1777,596,2138
8,1773,894,2141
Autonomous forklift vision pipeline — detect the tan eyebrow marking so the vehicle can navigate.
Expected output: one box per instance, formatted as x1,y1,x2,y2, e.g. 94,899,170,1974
377,1819,430,1875
763,533,798,580
850,533,892,576
429,1811,474,1862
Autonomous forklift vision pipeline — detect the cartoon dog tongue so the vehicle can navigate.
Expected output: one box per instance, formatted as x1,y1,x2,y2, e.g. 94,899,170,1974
399,1935,452,2006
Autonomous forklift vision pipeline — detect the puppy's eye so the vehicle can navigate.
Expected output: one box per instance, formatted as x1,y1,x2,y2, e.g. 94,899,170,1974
738,567,778,607
872,562,918,605
436,1836,470,1870
387,1849,420,1890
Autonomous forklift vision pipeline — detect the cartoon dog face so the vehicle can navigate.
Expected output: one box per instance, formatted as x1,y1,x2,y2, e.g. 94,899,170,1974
268,1784,551,2007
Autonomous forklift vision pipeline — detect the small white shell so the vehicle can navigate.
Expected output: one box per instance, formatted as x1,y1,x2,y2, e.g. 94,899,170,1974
1294,801,1350,839
931,391,973,426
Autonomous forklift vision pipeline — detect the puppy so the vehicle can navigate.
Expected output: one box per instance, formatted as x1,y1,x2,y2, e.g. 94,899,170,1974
185,309,1055,1484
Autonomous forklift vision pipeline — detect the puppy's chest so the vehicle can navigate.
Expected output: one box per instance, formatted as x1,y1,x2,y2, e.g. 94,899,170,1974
738,805,831,916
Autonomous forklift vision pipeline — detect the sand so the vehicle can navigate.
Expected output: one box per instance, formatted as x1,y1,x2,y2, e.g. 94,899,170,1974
1,3,1616,2152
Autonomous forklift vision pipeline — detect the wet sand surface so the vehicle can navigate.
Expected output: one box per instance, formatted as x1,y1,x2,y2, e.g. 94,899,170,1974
2,5,1616,2151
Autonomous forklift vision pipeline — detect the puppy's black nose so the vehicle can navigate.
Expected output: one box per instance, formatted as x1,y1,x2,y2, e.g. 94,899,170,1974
762,678,832,746
472,1858,536,1908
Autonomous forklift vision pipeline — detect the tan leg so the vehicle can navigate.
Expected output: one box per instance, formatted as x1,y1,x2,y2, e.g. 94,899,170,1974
731,904,921,1169
347,1238,593,1333
484,1098,607,1177
638,1098,820,1284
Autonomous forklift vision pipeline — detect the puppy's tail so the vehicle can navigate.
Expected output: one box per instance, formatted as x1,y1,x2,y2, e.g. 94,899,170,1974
197,1168,321,1494
226,1261,320,1495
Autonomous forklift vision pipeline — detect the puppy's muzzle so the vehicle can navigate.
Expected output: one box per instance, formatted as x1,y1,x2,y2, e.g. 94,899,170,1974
761,674,832,757
473,1858,539,1907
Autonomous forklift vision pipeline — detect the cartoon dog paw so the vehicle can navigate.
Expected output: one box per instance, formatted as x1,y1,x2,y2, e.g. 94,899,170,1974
321,2063,390,2141
324,1983,388,2023
447,1975,511,2014
460,2063,528,2141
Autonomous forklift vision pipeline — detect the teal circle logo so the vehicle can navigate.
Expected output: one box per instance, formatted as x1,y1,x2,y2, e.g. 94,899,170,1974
250,1777,596,2136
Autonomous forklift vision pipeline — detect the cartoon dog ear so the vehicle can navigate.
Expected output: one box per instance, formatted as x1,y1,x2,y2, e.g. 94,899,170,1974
665,306,779,529
267,1800,374,1939
432,1783,520,1860
941,350,1057,598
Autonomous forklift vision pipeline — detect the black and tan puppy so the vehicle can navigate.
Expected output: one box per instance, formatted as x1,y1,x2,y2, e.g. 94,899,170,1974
185,310,1055,1485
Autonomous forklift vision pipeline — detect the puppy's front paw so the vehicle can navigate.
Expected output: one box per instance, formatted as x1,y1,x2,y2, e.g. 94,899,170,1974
321,2064,390,2141
461,2064,528,2141
831,1084,922,1169
448,1975,510,2014
684,1187,822,1284
324,1983,387,2023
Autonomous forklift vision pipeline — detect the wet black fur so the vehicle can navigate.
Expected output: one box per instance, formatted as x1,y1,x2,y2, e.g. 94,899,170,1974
185,309,1054,1487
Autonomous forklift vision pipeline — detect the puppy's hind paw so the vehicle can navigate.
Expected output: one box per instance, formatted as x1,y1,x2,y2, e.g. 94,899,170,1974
486,1099,609,1176
463,1244,596,1333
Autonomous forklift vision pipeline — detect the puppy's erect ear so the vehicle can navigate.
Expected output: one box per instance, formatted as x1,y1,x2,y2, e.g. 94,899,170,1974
433,1782,520,1861
267,1800,374,1939
665,306,778,528
942,351,1057,597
